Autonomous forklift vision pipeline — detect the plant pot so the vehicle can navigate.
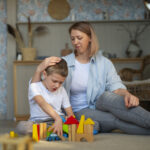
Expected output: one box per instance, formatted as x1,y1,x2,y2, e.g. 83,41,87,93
22,48,36,61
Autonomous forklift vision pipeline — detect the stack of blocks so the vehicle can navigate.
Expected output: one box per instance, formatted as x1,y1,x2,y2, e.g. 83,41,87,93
32,115,95,142
65,115,94,142
0,132,32,150
32,122,47,142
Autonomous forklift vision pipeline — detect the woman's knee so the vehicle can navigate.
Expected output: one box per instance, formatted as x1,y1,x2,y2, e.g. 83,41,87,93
96,91,112,109
95,91,124,110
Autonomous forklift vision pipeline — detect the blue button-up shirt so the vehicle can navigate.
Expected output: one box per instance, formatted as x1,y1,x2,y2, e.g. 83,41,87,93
63,51,126,109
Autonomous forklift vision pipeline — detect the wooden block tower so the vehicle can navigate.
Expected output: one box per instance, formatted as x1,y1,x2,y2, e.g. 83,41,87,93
65,115,95,142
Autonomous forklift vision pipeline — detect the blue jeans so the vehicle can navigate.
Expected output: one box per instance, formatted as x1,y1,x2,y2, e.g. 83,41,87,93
74,92,150,135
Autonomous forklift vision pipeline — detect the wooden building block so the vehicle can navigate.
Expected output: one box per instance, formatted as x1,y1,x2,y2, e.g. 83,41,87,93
37,124,40,141
84,124,93,135
76,133,93,142
32,124,39,142
77,115,85,134
71,124,76,142
63,124,68,133
64,116,79,124
40,123,44,139
84,118,94,125
68,125,72,141
0,134,33,150
43,123,47,138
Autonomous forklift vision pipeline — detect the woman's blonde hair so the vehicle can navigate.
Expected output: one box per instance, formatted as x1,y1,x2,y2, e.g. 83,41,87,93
69,22,99,57
45,59,68,77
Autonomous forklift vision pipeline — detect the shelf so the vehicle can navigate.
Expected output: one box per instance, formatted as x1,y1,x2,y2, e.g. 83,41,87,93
111,58,143,63
14,60,42,65
14,57,143,65
16,19,150,25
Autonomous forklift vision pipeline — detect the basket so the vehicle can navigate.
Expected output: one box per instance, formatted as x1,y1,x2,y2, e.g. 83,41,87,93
22,48,36,61
124,80,150,101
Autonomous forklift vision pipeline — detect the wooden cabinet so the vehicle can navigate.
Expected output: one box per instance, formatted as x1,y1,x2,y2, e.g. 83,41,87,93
13,61,41,121
13,58,143,121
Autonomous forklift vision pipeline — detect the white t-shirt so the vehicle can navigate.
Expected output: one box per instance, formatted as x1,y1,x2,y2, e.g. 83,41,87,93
28,81,71,121
70,60,90,112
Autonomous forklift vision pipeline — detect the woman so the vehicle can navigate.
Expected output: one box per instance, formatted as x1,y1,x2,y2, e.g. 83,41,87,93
32,22,150,135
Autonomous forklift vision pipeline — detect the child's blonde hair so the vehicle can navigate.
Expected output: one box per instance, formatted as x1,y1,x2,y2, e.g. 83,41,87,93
45,59,68,77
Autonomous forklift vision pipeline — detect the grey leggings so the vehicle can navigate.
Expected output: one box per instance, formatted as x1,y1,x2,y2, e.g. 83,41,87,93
74,91,150,135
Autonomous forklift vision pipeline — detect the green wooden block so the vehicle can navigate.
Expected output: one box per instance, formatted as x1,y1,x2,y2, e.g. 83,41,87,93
63,124,68,134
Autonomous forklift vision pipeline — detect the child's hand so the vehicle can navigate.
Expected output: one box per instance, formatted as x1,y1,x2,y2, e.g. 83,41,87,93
49,117,63,136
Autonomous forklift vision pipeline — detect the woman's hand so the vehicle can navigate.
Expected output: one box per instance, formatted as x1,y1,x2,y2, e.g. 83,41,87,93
31,57,61,83
37,57,61,73
124,92,139,108
113,88,139,108
49,117,63,136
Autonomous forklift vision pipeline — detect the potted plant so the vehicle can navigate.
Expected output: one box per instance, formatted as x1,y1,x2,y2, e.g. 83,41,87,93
7,16,48,60
120,23,150,58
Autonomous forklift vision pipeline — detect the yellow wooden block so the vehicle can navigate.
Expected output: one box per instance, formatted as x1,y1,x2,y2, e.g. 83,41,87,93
32,124,39,142
9,131,15,138
77,115,85,134
84,118,95,125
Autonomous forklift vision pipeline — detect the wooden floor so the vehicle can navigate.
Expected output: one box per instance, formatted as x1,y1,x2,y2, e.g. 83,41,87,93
0,120,150,150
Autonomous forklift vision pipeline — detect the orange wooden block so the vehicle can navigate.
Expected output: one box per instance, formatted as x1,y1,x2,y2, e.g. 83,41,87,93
40,123,44,139
43,123,47,138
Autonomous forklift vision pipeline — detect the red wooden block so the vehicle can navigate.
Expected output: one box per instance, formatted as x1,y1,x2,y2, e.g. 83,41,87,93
64,116,79,124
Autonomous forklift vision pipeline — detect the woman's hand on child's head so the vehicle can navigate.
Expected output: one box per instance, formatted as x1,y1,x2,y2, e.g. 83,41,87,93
37,57,61,73
49,117,63,136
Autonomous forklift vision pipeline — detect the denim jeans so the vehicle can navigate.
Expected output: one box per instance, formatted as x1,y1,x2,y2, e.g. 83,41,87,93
74,92,150,135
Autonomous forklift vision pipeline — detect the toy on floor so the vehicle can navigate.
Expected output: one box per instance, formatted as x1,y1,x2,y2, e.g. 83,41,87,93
32,115,96,142
32,122,47,142
46,124,67,141
64,115,95,142
0,132,32,150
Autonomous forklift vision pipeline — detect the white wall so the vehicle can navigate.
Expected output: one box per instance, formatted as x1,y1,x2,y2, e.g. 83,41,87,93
18,21,150,58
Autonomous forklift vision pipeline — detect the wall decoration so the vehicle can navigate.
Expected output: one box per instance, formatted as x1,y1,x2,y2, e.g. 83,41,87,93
48,0,70,20
17,0,145,22
120,23,150,58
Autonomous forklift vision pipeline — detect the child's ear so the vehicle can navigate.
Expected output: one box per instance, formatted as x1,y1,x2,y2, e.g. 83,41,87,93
42,71,47,80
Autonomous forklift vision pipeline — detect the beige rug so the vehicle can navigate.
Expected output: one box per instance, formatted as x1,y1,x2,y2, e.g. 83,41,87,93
34,133,150,150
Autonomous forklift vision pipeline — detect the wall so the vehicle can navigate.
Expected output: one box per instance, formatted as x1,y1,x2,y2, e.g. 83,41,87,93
5,0,150,120
17,0,150,58
0,0,7,119
18,22,150,58
17,0,145,22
